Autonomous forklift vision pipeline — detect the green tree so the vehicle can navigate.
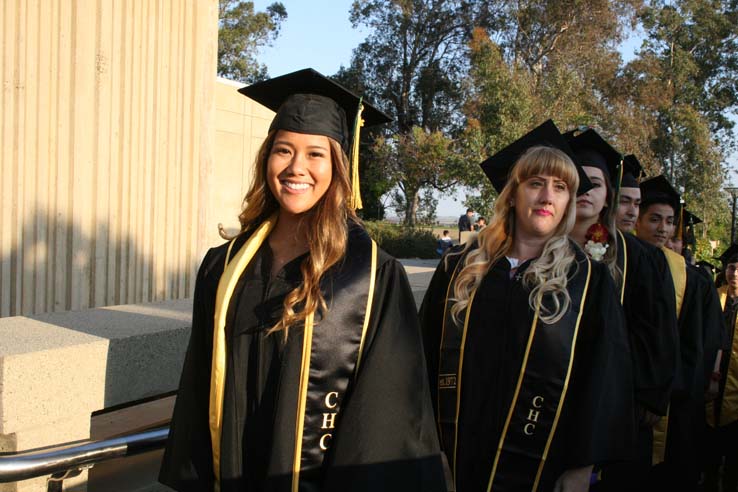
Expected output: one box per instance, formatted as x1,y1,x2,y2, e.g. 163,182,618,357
218,0,287,83
372,127,468,225
460,0,636,212
346,0,497,225
622,0,738,244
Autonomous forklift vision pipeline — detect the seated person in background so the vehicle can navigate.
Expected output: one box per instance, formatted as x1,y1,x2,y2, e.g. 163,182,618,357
437,230,453,256
474,217,487,231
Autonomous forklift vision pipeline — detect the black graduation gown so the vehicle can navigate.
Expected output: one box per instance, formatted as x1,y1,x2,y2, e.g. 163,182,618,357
619,233,678,416
656,263,723,486
420,243,635,492
159,227,446,492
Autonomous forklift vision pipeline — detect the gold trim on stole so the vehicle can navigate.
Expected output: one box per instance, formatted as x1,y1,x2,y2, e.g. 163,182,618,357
487,308,541,491
652,247,686,465
484,258,592,492
617,230,627,304
292,312,315,492
452,288,478,484
354,240,378,375
209,218,276,485
532,259,591,490
708,287,738,427
437,258,464,441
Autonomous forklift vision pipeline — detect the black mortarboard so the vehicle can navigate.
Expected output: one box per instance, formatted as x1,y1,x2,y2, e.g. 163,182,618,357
621,154,644,189
238,68,391,152
640,175,681,212
677,207,702,244
718,243,738,266
564,128,623,186
682,209,702,227
479,120,593,195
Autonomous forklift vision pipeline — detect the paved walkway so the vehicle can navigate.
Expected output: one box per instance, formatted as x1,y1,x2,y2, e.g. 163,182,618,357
399,258,440,308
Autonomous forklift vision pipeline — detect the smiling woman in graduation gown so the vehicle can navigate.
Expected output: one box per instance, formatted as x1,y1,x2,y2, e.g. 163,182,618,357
420,121,635,492
159,69,445,492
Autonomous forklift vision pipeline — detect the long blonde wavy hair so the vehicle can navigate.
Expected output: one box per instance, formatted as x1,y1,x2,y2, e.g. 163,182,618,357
451,146,579,325
236,130,357,338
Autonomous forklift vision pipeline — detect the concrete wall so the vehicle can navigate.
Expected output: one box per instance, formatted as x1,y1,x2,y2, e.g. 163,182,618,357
0,0,219,318
0,299,193,492
211,78,275,239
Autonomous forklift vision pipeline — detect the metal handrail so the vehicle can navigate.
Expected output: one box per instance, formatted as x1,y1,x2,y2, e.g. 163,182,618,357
0,427,168,482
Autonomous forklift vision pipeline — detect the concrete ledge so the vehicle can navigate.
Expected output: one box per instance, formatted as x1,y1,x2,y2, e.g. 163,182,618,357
0,299,194,491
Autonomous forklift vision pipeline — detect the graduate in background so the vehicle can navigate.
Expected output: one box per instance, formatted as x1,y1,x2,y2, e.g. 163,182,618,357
703,243,738,492
159,69,446,492
420,120,635,492
564,130,678,492
615,154,645,234
636,176,723,491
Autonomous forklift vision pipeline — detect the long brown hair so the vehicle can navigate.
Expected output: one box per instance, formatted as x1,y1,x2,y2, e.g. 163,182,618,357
451,146,579,325
238,130,358,338
593,167,622,285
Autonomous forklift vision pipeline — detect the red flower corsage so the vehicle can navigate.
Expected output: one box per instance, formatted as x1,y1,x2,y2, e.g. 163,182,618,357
584,223,610,261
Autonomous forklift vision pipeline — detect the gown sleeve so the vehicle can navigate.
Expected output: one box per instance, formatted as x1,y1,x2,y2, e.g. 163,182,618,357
549,261,636,470
623,238,678,415
322,253,447,492
699,273,724,388
159,247,223,491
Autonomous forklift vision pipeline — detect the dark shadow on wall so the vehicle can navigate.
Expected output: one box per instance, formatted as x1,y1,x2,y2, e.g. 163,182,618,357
1,206,203,409
0,206,199,318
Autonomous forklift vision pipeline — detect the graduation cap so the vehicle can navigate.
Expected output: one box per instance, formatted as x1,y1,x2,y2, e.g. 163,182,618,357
639,175,680,213
238,68,392,209
718,243,738,266
678,207,702,245
681,209,702,227
479,120,593,195
621,155,645,189
564,128,623,189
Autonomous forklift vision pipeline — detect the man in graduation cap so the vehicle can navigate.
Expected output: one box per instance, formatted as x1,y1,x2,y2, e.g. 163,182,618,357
616,155,645,233
703,242,738,492
636,176,723,490
564,130,678,492
421,120,635,492
159,68,446,492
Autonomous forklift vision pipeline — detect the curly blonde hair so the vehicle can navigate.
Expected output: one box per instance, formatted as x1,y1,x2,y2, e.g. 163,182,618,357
236,130,357,338
451,146,579,325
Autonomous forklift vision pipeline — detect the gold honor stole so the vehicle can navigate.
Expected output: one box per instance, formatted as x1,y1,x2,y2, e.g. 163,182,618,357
208,219,378,491
652,247,686,465
437,248,592,492
615,231,628,304
706,287,738,427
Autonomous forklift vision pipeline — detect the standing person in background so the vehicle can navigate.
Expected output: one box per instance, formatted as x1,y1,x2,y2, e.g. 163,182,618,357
636,176,723,491
458,208,474,241
474,217,487,231
421,120,635,492
160,69,446,492
564,130,678,492
703,243,738,492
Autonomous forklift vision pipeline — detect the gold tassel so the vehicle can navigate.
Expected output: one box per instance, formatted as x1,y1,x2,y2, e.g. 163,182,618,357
677,201,685,241
349,99,365,210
